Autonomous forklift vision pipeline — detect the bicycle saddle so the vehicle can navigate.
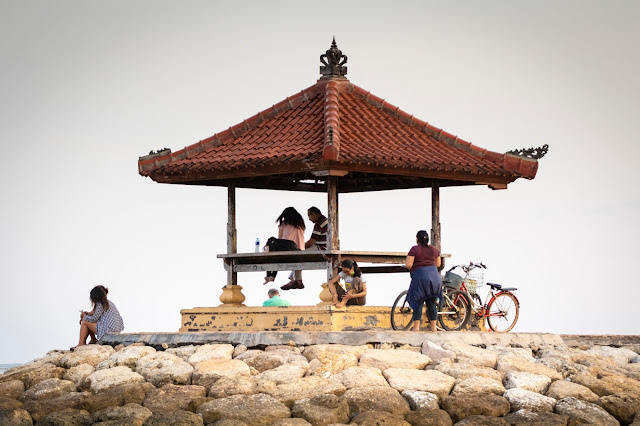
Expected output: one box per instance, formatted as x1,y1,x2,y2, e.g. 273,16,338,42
487,282,518,291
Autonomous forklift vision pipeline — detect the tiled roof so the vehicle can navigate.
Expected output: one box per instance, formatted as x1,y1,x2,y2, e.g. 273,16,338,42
139,77,539,187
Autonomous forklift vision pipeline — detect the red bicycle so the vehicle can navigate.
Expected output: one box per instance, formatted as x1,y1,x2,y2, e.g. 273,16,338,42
444,262,520,332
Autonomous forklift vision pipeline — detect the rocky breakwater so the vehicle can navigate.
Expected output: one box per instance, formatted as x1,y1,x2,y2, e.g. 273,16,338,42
1,337,639,425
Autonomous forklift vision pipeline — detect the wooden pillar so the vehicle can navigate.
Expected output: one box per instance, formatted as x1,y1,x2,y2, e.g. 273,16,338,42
431,182,441,250
326,176,339,281
220,184,245,306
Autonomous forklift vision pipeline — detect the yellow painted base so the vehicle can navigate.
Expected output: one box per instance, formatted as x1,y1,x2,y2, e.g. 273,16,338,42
180,305,393,332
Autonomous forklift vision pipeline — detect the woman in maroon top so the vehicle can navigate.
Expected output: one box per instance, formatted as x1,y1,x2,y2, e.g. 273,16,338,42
405,230,442,332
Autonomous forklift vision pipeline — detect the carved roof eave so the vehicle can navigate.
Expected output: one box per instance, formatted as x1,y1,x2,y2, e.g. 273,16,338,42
145,158,537,189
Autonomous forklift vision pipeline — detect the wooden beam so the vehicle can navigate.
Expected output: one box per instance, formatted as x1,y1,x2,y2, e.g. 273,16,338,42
327,176,339,280
233,262,328,272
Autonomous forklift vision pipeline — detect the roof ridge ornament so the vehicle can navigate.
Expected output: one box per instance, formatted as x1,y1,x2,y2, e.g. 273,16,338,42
320,37,348,78
507,144,549,160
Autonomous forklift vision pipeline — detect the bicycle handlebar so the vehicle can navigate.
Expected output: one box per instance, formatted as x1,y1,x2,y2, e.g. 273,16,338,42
447,261,487,273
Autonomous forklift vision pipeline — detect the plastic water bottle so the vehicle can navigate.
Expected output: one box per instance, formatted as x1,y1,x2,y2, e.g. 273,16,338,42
255,238,260,253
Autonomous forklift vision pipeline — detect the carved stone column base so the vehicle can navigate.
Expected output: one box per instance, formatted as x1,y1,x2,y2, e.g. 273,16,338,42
316,283,334,306
219,284,246,306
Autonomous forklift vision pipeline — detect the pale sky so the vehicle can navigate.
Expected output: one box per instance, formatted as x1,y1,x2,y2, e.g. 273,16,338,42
1,1,638,364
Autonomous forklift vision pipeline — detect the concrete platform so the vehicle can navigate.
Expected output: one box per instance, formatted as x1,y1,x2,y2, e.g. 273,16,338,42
100,330,566,349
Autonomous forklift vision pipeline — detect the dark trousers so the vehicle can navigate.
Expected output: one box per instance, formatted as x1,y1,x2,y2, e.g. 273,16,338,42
411,297,438,322
335,285,366,306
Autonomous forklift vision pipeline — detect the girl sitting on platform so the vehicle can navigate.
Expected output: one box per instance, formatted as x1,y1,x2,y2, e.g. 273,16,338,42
264,207,306,290
325,259,367,308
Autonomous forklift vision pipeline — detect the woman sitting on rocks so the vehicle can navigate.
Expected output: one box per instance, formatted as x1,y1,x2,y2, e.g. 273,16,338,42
73,285,124,350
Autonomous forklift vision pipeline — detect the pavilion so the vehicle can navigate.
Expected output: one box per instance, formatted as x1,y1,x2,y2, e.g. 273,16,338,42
138,39,546,331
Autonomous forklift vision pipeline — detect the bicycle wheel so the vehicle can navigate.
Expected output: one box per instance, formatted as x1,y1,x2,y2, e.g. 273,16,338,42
391,290,413,331
438,289,471,331
486,292,519,332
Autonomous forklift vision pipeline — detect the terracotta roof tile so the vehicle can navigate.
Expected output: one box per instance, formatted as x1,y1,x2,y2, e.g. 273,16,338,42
139,77,539,185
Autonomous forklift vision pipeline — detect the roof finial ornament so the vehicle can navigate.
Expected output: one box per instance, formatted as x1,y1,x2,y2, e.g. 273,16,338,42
320,37,348,78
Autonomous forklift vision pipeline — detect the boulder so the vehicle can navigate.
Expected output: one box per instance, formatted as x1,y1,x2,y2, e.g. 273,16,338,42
597,392,640,425
503,388,556,412
257,364,308,384
270,420,311,426
191,359,251,389
270,376,346,408
587,346,638,366
302,344,369,362
0,396,24,410
350,410,410,425
208,376,277,399
63,364,95,390
359,349,431,370
37,407,92,425
440,394,510,423
400,390,439,411
23,391,88,422
451,377,505,396
0,362,65,390
434,361,502,382
571,369,640,397
91,403,152,424
29,350,68,367
404,408,452,426
142,384,208,413
80,382,153,413
233,344,248,358
0,408,33,425
421,341,456,365
0,379,25,399
103,346,156,369
554,396,620,425
60,345,115,368
19,378,76,401
135,352,193,387
165,345,198,362
503,409,570,425
537,356,589,379
85,366,145,393
306,351,357,378
290,394,350,425
235,349,309,373
383,369,455,398
342,386,410,416
441,342,497,368
212,419,251,426
496,354,562,380
452,415,509,425
486,345,534,360
143,410,204,425
329,367,387,389
503,371,552,394
188,344,235,365
545,379,599,402
196,393,290,425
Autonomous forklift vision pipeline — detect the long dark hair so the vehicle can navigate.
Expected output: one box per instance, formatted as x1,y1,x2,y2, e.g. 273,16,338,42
276,207,306,230
341,259,362,277
416,230,429,247
90,285,110,311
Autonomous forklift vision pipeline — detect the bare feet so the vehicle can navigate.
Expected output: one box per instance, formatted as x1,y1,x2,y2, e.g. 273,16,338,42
263,276,275,285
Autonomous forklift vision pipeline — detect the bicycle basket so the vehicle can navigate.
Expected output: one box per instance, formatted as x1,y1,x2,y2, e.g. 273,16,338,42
443,271,464,290
464,272,485,294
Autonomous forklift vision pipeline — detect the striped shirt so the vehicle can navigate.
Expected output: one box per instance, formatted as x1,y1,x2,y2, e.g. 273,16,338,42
312,215,328,250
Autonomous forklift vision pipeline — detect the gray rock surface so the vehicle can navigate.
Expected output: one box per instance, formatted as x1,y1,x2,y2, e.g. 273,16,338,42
188,344,235,365
441,342,497,368
208,376,277,399
91,402,152,424
135,352,193,387
0,408,33,425
37,407,92,425
191,359,250,389
60,346,115,368
421,341,456,365
503,409,570,425
328,366,387,389
451,376,505,396
143,409,204,425
350,410,411,426
546,379,599,402
503,387,556,412
63,364,95,390
597,392,640,425
400,390,439,411
554,396,620,425
0,379,25,399
270,376,346,408
503,370,552,393
20,378,76,401
404,408,452,426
